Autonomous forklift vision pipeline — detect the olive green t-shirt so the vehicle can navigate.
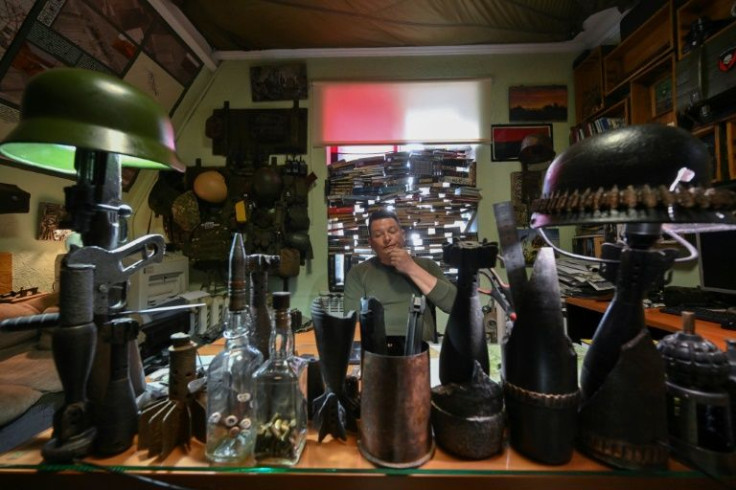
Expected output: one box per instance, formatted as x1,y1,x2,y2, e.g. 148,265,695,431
343,256,457,340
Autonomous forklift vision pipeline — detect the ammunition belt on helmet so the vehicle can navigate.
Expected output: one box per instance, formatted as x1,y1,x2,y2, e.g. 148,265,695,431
530,184,736,216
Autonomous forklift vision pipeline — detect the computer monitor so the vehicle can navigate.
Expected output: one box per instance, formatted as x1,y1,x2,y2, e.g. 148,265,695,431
697,230,736,296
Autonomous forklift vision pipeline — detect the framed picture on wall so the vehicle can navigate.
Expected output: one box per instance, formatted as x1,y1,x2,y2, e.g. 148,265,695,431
509,85,568,122
38,202,71,241
491,124,552,161
250,63,308,101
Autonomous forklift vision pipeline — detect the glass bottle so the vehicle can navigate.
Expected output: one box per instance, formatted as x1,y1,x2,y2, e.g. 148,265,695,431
205,233,264,465
253,291,307,465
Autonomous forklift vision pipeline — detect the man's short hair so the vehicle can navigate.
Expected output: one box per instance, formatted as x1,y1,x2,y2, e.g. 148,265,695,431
368,208,400,232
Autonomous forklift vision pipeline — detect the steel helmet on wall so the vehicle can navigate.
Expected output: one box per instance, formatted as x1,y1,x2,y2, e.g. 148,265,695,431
193,170,228,204
251,165,283,208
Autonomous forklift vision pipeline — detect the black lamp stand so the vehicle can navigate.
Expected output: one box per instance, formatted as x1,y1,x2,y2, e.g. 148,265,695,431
42,149,165,461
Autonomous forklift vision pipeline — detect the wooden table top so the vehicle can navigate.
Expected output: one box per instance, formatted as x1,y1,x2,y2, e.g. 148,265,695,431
0,331,715,489
565,296,735,351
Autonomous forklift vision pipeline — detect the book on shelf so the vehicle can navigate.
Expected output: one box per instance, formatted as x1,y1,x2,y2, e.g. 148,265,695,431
327,206,354,216
385,151,410,163
440,175,474,185
570,116,626,143
454,186,481,196
328,159,355,171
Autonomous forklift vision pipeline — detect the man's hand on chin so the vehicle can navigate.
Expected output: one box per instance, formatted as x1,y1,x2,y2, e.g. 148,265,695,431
387,247,414,274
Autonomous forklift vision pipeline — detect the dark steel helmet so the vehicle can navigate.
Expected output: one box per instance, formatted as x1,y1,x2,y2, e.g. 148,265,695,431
530,124,736,229
251,165,283,208
519,133,555,166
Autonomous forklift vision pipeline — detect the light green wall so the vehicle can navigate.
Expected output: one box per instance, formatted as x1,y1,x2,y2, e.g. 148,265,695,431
160,53,584,316
0,52,700,310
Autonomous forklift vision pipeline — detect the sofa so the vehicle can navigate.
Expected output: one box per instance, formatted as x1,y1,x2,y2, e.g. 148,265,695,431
0,293,63,452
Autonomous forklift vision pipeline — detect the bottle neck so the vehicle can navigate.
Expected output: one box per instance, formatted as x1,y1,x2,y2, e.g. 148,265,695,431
224,308,252,346
270,307,293,359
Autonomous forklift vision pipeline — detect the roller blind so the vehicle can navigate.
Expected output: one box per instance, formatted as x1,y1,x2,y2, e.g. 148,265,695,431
311,79,492,146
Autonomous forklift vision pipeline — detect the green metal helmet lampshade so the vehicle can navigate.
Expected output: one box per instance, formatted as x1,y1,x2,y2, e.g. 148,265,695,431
0,67,183,176
530,124,736,231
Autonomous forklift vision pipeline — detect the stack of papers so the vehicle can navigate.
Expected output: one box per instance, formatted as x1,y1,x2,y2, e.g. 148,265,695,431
557,258,614,297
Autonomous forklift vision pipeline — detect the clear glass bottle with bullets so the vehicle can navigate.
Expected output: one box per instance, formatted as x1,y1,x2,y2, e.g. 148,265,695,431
205,232,264,465
252,291,307,465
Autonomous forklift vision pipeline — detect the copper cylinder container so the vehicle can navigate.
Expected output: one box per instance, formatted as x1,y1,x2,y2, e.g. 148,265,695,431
358,339,434,468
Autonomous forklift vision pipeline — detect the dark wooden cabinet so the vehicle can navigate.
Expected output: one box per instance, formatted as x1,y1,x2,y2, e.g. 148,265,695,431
572,0,736,184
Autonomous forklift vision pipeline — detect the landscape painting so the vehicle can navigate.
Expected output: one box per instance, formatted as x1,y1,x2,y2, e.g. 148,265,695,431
509,85,568,122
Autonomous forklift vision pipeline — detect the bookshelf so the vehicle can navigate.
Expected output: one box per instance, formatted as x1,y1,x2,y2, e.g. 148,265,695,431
573,46,609,123
569,100,627,143
629,54,676,126
675,0,736,60
571,234,604,258
726,117,736,182
570,2,676,143
603,2,674,96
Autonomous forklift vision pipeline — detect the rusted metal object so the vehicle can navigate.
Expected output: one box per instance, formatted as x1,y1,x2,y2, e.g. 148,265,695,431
576,232,675,470
440,240,497,385
503,249,580,465
526,124,736,470
138,332,203,460
358,339,434,468
578,329,670,470
657,312,736,474
246,253,280,359
495,201,579,465
41,263,97,463
431,361,504,460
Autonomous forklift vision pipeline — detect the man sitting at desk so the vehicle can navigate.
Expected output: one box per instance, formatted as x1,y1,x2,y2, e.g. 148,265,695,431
343,208,457,340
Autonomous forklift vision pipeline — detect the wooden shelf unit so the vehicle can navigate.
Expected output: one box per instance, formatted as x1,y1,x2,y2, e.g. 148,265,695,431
573,46,608,123
629,54,676,126
726,117,736,182
569,98,628,144
597,97,628,121
571,1,736,182
571,234,604,258
571,2,675,141
692,124,722,182
676,0,736,60
603,1,674,96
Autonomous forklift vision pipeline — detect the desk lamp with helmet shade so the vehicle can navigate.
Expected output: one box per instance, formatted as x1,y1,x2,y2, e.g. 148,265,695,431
529,123,736,470
0,67,184,462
